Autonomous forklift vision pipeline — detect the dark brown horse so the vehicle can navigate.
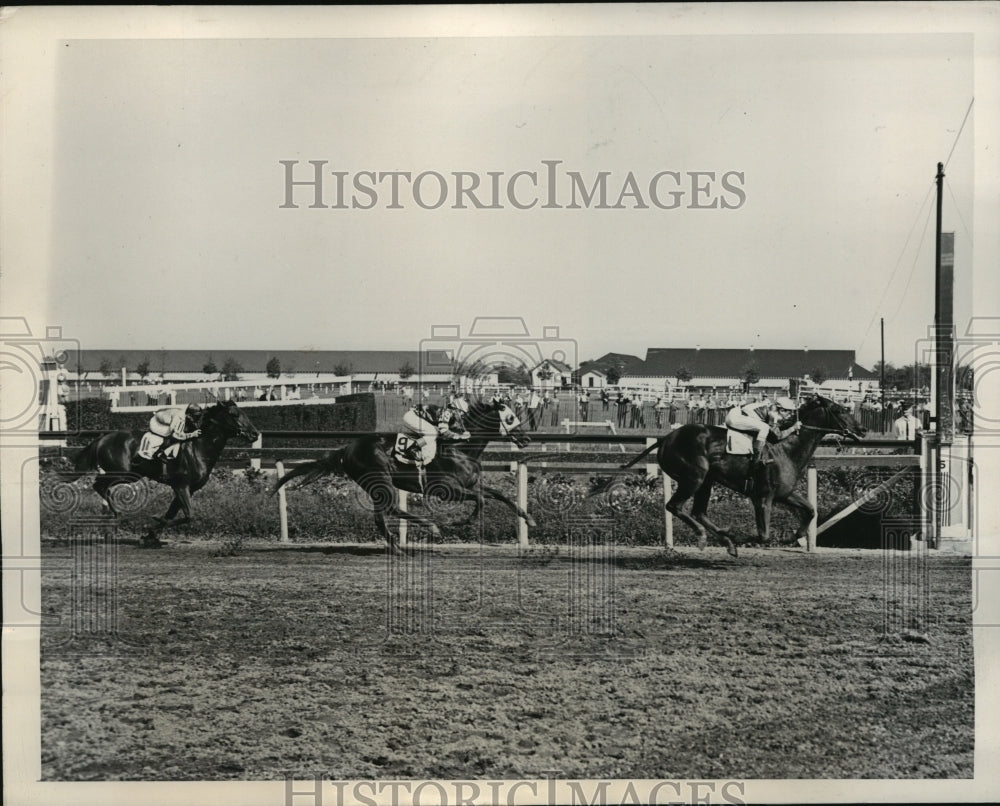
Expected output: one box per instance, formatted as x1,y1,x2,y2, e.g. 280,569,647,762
273,401,533,551
68,400,260,544
617,395,866,557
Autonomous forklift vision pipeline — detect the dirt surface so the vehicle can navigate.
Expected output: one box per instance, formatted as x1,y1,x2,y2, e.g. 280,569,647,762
41,540,973,781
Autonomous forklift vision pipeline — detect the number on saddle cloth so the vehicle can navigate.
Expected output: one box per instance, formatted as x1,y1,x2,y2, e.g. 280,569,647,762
394,434,418,464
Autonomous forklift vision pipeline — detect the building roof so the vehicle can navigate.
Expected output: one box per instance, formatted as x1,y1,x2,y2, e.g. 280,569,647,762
638,348,876,380
71,349,454,375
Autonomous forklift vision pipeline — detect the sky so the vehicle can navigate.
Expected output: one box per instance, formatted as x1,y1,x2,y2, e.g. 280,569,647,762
11,12,983,370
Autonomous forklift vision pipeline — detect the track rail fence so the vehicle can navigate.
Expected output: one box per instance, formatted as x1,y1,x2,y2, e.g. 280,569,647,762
41,430,926,550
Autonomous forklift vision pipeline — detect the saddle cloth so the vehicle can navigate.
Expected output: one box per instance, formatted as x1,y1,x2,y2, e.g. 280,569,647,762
392,433,439,466
725,428,754,456
137,432,182,461
392,434,418,465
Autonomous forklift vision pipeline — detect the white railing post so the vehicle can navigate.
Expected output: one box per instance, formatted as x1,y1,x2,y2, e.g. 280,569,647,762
645,437,657,479
663,471,674,548
275,460,289,543
398,490,408,546
251,434,262,471
807,465,818,552
517,461,529,547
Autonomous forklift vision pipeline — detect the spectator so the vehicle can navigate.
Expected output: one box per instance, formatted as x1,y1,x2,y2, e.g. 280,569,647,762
578,389,590,422
514,390,525,419
958,396,973,434
287,384,301,400
893,402,921,441
527,388,542,431
600,389,610,413
668,397,678,426
654,396,667,429
705,392,718,426
616,389,628,427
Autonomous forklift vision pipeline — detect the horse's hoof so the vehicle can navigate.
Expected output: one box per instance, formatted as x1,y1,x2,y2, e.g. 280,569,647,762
697,536,707,550
429,525,441,539
526,516,537,528
727,545,739,558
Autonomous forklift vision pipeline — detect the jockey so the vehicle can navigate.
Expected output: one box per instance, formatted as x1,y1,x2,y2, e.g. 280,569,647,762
141,403,203,462
399,394,470,489
724,395,800,473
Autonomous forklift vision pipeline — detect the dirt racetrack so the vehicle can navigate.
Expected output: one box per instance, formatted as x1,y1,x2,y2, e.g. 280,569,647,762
41,539,973,781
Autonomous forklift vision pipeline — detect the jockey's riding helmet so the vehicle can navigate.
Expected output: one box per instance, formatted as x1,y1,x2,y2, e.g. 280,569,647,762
187,403,203,414
775,396,797,412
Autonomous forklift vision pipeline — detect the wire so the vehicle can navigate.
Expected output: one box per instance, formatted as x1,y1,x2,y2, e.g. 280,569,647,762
946,180,973,247
855,180,936,354
887,198,936,326
945,98,974,169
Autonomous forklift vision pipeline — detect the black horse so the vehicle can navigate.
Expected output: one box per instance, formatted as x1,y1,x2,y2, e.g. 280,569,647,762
274,401,533,551
617,395,866,557
68,400,260,544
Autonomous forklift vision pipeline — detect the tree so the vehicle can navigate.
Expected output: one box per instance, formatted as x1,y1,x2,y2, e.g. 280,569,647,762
894,362,931,391
221,357,243,381
808,365,828,386
496,363,530,386
740,361,760,393
605,366,622,385
535,361,554,381
333,362,353,376
266,356,282,378
136,356,151,381
203,355,219,375
397,361,415,381
99,358,114,379
675,365,693,384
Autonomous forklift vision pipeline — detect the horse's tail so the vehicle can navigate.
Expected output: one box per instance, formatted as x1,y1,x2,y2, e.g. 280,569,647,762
56,438,102,481
585,436,666,498
272,448,346,495
619,436,666,470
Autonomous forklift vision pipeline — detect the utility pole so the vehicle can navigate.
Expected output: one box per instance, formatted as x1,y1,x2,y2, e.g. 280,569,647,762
880,317,885,409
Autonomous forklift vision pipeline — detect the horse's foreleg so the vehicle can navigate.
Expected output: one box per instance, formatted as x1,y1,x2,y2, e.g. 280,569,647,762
778,491,816,544
758,494,776,544
692,481,738,558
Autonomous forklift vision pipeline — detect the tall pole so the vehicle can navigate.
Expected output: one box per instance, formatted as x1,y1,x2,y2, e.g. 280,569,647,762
879,317,885,409
931,162,944,433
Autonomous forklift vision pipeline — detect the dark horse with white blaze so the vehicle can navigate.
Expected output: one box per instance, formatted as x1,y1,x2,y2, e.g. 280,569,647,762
68,400,260,544
618,395,866,557
273,401,533,551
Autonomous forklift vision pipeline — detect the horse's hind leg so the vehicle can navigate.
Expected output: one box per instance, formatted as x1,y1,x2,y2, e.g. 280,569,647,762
478,485,536,529
93,477,120,516
691,481,738,558
664,479,710,550
369,483,441,548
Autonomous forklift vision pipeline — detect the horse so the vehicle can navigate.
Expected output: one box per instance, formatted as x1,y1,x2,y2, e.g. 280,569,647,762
615,395,866,557
273,400,533,552
67,400,260,545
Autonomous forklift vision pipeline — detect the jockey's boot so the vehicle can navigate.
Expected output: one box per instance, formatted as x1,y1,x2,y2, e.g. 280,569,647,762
746,440,768,494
